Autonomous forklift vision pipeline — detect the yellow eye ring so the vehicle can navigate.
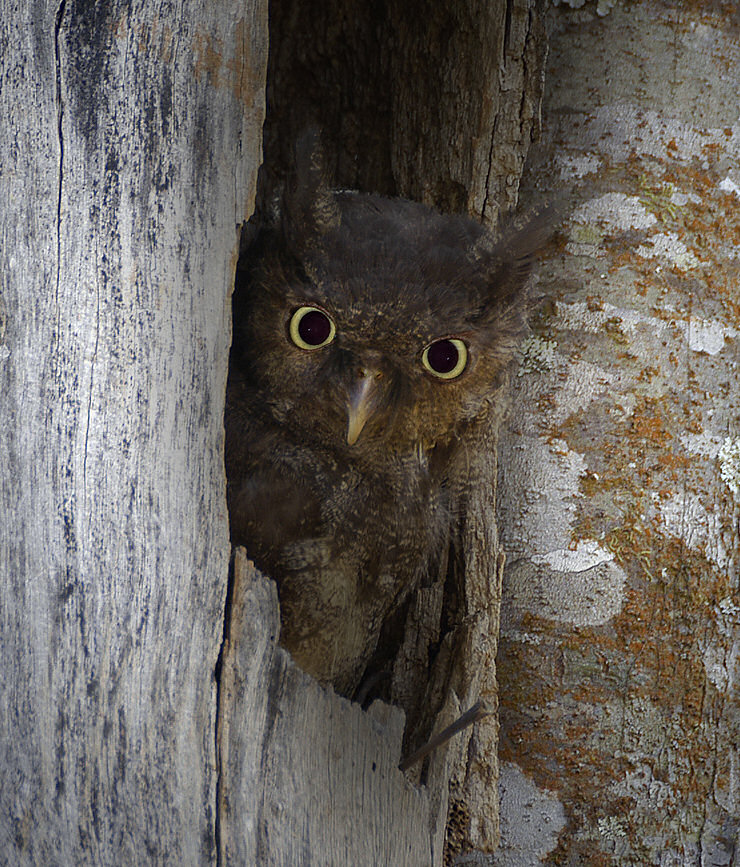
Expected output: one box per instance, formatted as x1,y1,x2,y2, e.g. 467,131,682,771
421,338,468,380
289,306,336,350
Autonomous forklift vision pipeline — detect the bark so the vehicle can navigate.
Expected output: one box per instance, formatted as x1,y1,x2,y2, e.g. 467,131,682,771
497,1,740,862
261,0,546,223
0,1,266,862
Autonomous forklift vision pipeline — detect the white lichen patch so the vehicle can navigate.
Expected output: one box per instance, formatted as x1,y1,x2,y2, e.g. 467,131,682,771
499,436,589,559
571,192,658,232
518,335,559,376
595,0,616,14
555,299,670,342
618,758,678,812
659,492,730,570
505,560,627,628
598,816,628,841
506,357,620,437
718,436,740,501
504,630,543,646
558,153,603,180
563,103,740,165
703,644,730,692
719,176,740,198
680,430,724,459
636,231,701,270
531,539,614,572
718,596,740,621
552,0,615,14
497,763,567,863
670,190,700,207
703,598,740,692
679,317,739,355
500,363,630,628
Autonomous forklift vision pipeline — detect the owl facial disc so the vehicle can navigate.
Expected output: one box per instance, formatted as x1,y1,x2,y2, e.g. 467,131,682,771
346,369,381,445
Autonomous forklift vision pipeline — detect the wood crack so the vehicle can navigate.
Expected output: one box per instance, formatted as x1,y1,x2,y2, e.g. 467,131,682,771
214,552,238,866
53,0,66,317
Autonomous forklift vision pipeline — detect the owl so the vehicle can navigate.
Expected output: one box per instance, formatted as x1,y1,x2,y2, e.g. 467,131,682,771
226,130,554,696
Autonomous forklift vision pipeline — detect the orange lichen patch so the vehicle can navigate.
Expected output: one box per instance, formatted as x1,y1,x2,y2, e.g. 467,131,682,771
635,365,660,382
628,399,673,446
498,515,730,859
655,451,692,472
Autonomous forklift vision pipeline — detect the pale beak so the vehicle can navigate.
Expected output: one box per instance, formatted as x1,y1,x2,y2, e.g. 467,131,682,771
346,371,379,445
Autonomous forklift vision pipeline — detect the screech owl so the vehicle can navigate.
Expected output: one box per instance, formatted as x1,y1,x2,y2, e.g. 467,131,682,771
226,130,554,696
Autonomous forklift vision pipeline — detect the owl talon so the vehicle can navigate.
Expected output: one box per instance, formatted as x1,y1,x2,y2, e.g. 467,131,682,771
399,700,492,771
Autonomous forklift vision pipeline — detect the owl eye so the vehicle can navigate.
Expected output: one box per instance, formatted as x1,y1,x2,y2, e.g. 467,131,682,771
289,306,336,350
421,338,468,380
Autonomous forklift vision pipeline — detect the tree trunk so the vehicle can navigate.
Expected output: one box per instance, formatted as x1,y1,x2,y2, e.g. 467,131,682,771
0,1,266,862
1,0,549,864
497,2,740,862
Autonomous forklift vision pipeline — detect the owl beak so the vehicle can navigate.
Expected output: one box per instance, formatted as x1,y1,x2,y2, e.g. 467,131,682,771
346,370,379,445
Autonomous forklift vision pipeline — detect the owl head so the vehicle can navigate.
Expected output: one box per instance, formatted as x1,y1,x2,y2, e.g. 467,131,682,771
233,130,555,460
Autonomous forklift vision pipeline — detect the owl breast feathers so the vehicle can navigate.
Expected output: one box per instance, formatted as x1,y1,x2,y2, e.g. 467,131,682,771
226,131,554,694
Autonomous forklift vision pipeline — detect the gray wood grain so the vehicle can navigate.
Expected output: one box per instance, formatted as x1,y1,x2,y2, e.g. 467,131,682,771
0,1,267,862
218,551,440,866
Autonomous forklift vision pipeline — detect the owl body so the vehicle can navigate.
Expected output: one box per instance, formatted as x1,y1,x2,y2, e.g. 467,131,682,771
226,134,552,693
227,374,448,691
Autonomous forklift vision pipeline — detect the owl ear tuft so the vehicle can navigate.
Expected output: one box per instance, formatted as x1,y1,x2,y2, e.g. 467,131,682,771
283,126,340,260
474,202,560,309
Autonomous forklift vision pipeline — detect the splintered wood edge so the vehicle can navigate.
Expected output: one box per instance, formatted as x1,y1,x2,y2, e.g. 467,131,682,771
218,549,446,866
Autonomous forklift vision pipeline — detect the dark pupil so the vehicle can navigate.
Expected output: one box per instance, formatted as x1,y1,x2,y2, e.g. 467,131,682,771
298,310,331,345
428,339,459,373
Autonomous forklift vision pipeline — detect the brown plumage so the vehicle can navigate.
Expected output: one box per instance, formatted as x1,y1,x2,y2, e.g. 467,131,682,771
226,131,554,695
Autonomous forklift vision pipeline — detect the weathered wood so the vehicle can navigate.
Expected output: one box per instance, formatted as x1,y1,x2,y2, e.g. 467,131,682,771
1,0,551,862
218,550,439,865
0,1,267,862
497,1,740,861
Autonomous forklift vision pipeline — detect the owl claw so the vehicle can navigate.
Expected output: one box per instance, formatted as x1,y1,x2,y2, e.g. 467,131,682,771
399,700,492,771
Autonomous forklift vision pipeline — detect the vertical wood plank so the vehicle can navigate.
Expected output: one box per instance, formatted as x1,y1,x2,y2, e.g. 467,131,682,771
0,1,267,861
